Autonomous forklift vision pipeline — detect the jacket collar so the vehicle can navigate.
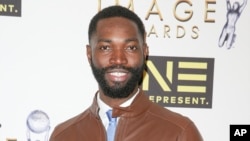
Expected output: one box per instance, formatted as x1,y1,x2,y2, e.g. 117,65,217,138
89,90,152,118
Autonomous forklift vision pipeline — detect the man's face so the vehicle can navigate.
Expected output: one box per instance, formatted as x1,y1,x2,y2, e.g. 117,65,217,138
87,17,148,98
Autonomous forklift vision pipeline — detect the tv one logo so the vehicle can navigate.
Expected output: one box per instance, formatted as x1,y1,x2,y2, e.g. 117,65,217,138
142,56,214,108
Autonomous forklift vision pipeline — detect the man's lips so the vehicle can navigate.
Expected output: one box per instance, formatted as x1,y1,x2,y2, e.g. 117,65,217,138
106,69,129,82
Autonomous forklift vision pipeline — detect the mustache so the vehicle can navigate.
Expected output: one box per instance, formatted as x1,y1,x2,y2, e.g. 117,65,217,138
102,65,134,72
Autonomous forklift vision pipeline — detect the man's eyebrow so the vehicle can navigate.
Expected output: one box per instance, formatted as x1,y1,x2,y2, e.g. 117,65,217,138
97,38,112,43
97,38,139,43
125,37,139,43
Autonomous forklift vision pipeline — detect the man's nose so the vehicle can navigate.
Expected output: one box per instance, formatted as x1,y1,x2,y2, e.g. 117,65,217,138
109,48,128,65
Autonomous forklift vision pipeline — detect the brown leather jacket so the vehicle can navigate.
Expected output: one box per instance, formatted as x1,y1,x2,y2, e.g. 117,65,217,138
50,90,203,141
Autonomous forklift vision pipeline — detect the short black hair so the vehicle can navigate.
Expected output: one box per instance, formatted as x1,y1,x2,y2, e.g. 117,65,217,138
88,5,145,43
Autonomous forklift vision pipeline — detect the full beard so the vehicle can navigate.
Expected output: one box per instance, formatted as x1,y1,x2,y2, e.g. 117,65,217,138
90,61,145,99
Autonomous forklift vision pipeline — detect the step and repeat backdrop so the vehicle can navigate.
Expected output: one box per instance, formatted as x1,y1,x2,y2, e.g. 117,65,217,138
1,0,249,141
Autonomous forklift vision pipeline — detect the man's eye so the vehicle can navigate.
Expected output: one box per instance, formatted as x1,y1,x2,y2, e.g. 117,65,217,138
100,46,110,50
126,46,137,51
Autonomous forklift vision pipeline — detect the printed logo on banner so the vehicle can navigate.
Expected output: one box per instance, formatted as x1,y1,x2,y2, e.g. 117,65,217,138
218,0,247,49
3,110,50,141
0,0,21,17
142,56,214,108
26,110,50,141
6,139,17,141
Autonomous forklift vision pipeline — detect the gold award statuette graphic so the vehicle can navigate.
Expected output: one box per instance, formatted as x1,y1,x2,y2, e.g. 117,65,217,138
26,110,50,141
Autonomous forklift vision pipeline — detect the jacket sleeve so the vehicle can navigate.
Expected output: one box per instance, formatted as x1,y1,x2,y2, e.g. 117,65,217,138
49,127,58,141
178,122,203,141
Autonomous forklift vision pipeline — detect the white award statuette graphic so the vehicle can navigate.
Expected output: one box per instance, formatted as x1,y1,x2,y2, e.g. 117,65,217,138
218,0,247,49
26,110,50,141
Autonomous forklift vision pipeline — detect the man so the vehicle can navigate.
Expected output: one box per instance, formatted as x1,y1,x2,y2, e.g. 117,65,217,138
49,5,203,141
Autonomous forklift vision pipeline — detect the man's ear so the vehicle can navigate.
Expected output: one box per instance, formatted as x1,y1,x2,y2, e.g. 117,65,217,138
143,43,149,60
143,33,149,60
86,45,92,64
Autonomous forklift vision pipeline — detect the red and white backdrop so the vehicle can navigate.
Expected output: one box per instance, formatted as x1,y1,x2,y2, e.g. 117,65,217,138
1,0,249,141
